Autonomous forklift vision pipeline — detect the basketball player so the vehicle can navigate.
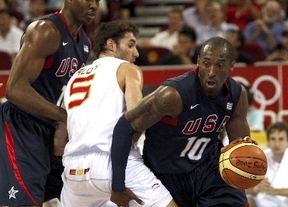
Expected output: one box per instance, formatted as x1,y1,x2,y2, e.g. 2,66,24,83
60,20,177,207
0,0,98,206
111,37,255,207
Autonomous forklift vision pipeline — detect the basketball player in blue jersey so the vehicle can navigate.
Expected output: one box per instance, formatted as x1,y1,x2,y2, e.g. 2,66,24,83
0,0,98,206
111,37,257,207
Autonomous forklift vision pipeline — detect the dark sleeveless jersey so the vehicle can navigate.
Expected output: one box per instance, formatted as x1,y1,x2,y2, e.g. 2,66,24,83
15,12,91,126
143,67,242,174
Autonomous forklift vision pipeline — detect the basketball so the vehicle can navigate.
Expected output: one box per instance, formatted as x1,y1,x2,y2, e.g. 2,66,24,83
219,142,267,189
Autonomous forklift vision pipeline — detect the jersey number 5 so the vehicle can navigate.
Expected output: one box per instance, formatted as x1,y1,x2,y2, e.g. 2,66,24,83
68,74,95,109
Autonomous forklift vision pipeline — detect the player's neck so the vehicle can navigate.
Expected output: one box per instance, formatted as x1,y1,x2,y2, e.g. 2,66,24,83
273,154,283,163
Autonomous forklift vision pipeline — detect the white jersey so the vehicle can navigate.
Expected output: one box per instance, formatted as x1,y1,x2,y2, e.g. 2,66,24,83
63,57,127,156
254,149,288,207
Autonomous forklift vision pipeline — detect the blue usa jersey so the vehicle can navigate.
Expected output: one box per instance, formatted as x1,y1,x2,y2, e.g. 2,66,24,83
28,12,91,126
143,67,242,174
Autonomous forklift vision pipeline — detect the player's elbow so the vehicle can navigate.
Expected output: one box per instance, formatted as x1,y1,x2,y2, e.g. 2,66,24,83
5,84,17,101
5,82,24,103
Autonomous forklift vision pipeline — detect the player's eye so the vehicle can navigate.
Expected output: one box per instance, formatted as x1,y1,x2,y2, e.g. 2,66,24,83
203,61,210,68
217,63,224,69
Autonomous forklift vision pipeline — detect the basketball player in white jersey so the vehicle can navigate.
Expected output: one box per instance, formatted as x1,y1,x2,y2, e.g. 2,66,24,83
59,20,177,207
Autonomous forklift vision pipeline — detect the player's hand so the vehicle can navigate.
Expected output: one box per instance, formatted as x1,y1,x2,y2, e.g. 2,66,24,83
221,136,258,153
110,188,145,207
53,121,68,156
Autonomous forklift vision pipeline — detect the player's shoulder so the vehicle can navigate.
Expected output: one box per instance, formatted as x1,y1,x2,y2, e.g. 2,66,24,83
25,18,59,37
20,18,61,54
23,18,60,44
119,61,141,72
117,62,143,83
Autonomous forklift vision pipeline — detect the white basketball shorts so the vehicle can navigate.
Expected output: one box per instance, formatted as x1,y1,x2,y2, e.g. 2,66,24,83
60,148,172,207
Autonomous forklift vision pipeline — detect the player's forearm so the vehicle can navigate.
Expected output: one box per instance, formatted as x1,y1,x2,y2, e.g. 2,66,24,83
270,188,288,196
111,115,136,192
6,85,67,122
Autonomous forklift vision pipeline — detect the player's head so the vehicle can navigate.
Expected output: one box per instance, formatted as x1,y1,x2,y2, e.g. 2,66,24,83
62,0,99,25
93,20,140,63
266,122,288,156
197,37,235,98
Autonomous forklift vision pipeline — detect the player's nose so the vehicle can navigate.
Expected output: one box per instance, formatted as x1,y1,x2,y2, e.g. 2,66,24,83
90,0,99,9
134,48,139,58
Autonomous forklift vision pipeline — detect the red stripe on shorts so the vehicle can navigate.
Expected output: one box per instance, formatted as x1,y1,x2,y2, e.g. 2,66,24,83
5,122,39,205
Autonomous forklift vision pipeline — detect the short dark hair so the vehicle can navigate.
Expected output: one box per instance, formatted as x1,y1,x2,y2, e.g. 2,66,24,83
179,27,197,42
168,8,183,19
200,37,234,63
266,122,288,141
93,20,139,58
226,29,246,48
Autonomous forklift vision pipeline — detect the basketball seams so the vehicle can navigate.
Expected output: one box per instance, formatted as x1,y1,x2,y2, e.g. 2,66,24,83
223,142,259,155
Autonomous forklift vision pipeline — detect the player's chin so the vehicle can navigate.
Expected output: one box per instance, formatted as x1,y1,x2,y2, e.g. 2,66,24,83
83,16,95,25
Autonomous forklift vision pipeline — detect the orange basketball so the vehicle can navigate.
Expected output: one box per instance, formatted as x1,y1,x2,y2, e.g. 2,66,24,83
219,142,268,189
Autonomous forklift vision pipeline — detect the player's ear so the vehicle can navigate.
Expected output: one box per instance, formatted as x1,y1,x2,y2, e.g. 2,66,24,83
229,60,235,71
106,38,115,51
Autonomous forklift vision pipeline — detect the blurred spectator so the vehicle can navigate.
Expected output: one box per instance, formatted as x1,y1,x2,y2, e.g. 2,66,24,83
254,0,269,6
139,8,183,51
246,121,288,207
0,9,23,62
278,0,288,20
244,0,284,57
182,0,210,29
19,0,48,30
225,0,262,31
243,84,265,131
47,0,63,10
158,27,198,65
6,0,30,18
97,0,108,22
265,29,288,61
0,0,24,26
225,29,255,64
121,0,135,17
195,2,239,45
